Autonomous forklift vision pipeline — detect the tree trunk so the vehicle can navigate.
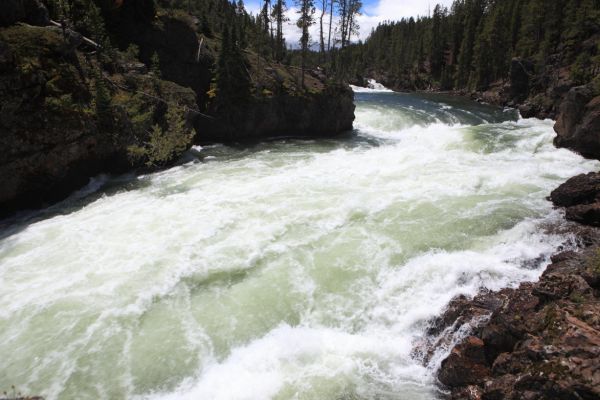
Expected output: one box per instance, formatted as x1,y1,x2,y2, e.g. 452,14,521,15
327,0,334,51
319,0,326,57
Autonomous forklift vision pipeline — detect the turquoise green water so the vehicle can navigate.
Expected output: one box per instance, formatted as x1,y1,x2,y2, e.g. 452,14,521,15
0,89,596,400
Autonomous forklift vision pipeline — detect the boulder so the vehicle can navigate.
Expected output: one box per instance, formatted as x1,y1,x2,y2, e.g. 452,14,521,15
551,172,600,227
554,85,600,159
550,172,600,207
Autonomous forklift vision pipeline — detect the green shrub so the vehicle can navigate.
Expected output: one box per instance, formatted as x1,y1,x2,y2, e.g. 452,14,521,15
128,106,192,167
124,44,141,62
571,52,593,85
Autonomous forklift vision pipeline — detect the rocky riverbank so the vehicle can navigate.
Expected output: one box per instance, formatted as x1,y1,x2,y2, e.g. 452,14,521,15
431,221,600,399
428,93,600,399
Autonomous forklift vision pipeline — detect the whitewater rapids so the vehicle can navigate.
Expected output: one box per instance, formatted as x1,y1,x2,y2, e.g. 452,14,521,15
0,86,597,400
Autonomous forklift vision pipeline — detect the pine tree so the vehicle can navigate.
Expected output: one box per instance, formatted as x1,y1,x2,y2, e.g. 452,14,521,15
92,67,111,126
336,0,362,48
430,4,448,80
456,0,485,88
319,0,327,56
272,0,288,61
295,0,316,87
327,0,335,51
150,52,161,76
216,26,250,106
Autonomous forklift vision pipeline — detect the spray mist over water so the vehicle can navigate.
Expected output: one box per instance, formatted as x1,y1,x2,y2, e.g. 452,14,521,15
0,86,597,400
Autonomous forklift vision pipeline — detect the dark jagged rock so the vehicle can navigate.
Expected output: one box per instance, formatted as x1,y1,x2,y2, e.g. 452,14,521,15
433,244,600,399
551,173,600,227
426,290,509,338
566,203,600,227
438,336,491,387
551,172,600,207
554,85,600,160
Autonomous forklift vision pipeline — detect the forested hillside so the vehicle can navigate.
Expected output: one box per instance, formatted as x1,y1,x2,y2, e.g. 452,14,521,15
336,0,600,89
320,0,600,118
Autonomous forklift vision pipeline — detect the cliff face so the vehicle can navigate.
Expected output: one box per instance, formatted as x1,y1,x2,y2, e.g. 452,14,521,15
103,11,214,107
0,24,197,216
0,1,356,217
198,84,355,142
473,57,581,120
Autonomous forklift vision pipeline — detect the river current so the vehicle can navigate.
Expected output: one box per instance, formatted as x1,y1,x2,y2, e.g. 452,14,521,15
0,87,597,399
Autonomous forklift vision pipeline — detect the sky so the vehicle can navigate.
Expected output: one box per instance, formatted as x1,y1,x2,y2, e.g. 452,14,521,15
244,0,455,47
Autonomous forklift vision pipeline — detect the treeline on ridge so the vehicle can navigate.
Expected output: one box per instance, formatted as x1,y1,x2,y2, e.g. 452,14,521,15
327,0,600,92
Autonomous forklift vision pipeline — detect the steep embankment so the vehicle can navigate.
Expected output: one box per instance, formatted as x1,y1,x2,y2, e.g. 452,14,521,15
0,0,355,217
0,23,197,216
431,82,600,399
94,2,355,143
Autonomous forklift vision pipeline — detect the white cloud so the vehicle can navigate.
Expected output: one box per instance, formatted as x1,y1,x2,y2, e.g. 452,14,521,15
246,0,455,48
357,0,455,41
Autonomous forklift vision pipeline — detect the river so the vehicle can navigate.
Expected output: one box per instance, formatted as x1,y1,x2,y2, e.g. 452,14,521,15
0,87,597,399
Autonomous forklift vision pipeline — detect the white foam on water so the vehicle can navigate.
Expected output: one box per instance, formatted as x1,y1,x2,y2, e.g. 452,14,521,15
350,79,394,93
0,92,597,400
